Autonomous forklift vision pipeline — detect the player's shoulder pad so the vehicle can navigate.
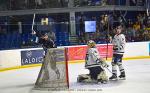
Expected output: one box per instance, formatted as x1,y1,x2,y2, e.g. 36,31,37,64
119,34,125,38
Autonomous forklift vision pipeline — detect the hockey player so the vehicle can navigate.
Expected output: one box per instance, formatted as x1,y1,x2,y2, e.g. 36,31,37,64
32,30,60,80
109,22,126,80
38,32,56,54
33,30,56,54
77,40,109,84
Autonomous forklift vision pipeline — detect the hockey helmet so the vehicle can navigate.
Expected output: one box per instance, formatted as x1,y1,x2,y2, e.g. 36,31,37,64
87,40,96,48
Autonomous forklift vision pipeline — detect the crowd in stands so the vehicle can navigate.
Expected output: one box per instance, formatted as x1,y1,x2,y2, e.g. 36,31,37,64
0,0,69,10
0,0,149,50
76,12,150,44
0,11,150,50
74,0,145,7
0,0,146,11
125,14,150,42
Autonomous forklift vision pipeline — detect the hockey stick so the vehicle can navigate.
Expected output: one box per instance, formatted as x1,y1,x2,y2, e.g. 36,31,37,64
103,66,113,74
31,13,36,32
146,0,149,16
30,13,37,42
31,2,38,42
31,1,38,34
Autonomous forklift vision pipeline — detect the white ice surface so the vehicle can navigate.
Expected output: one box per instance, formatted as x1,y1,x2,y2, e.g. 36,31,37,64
0,59,150,93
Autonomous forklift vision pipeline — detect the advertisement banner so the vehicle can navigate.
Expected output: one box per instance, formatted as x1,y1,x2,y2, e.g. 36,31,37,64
68,44,113,61
21,44,113,65
96,44,113,58
21,50,44,65
67,46,87,61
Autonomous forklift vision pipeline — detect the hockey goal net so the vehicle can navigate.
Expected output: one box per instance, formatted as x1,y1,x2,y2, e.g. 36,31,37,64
34,48,69,90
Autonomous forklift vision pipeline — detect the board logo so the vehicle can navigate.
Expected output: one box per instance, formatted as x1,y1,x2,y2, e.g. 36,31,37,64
26,50,32,58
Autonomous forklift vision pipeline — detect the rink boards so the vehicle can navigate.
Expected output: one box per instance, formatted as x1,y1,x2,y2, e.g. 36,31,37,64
0,42,150,71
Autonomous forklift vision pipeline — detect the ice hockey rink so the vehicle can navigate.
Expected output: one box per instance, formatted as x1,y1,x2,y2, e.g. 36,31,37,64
0,59,150,93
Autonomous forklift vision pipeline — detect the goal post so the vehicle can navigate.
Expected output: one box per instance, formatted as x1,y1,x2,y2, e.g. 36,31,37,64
34,47,69,90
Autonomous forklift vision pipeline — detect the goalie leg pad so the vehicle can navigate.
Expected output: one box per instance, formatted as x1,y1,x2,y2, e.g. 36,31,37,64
97,71,108,83
77,74,92,83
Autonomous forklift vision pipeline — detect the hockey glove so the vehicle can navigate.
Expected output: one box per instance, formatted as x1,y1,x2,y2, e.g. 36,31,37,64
113,45,119,50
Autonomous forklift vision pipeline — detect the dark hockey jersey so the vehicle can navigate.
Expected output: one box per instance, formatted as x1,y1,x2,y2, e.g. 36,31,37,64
39,38,55,48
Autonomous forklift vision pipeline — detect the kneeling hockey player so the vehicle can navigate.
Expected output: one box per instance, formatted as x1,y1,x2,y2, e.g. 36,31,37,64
77,40,109,84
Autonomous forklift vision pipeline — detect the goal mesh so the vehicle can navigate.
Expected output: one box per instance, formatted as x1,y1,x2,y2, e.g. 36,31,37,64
34,48,69,90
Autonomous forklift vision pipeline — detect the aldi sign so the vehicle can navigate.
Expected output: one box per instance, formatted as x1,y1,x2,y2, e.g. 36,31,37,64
21,50,44,65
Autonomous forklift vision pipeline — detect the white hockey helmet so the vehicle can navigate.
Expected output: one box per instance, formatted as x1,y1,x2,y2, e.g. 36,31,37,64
87,40,96,48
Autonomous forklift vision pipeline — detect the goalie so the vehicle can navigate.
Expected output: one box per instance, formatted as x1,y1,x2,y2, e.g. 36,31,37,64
77,40,109,84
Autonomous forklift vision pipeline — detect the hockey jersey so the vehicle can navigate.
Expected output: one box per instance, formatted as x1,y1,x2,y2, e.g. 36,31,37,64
85,48,102,69
112,34,126,54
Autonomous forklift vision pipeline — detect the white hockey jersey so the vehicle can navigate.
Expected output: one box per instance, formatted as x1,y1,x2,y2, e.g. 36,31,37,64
85,48,102,69
112,34,126,54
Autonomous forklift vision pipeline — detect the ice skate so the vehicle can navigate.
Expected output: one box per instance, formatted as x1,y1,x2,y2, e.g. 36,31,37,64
109,74,118,81
77,74,99,84
119,72,126,80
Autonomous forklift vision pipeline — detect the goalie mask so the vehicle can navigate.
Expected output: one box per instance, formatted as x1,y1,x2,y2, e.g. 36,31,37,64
87,40,96,48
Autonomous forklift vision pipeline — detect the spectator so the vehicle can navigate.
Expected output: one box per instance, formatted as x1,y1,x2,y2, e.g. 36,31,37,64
133,22,141,31
78,15,86,43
